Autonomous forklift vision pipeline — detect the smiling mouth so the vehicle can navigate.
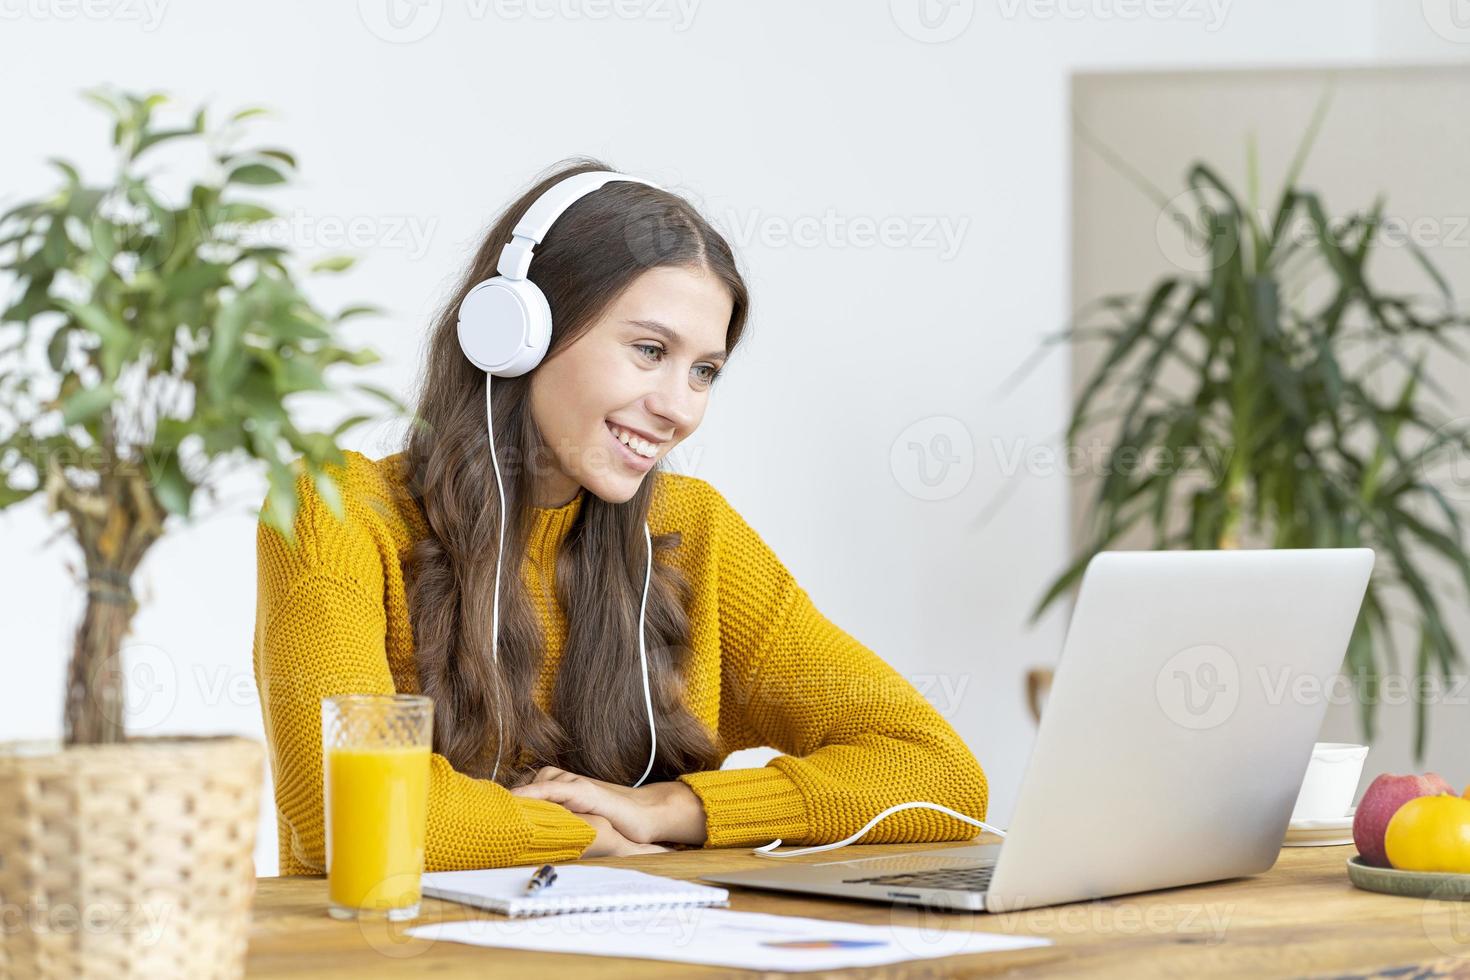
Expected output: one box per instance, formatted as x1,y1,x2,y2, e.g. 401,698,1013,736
606,420,660,460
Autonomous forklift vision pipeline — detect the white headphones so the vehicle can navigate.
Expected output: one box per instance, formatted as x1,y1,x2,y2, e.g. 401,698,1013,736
457,170,662,789
458,170,662,377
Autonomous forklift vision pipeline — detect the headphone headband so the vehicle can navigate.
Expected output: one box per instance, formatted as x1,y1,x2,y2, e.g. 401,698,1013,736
496,170,663,280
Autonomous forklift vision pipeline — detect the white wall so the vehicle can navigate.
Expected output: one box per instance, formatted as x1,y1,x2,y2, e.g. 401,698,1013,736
0,1,1401,875
1376,1,1470,59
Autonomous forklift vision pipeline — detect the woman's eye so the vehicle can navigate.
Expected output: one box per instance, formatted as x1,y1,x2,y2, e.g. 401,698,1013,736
635,343,720,387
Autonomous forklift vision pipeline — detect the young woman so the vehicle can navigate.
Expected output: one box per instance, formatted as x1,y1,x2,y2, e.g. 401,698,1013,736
252,158,989,874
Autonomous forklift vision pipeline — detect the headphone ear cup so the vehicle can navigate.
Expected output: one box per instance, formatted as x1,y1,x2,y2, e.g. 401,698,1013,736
457,276,553,377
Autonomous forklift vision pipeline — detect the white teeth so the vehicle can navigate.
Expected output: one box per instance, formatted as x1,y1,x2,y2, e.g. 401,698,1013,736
609,423,658,459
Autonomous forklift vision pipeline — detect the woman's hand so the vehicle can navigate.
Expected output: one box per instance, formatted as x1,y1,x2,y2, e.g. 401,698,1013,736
509,766,708,846
575,813,673,858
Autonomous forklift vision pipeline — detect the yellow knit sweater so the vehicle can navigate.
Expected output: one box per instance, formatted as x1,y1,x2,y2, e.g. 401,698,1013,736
252,450,988,875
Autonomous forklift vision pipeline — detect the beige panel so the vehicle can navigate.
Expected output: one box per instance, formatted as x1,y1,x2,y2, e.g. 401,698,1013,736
1070,65,1470,784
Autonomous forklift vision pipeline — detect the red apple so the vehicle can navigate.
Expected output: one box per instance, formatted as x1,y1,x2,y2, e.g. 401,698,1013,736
1353,772,1455,867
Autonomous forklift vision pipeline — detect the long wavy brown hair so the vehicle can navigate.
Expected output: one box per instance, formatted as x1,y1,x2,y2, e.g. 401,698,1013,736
402,158,748,788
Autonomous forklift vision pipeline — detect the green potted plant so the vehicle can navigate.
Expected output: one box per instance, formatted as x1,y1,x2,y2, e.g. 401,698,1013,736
0,88,397,977
1032,117,1470,760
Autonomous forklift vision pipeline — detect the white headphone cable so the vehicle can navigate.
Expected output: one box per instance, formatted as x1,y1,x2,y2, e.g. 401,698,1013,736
483,373,659,788
486,378,979,837
631,520,657,788
486,375,508,784
485,380,973,835
752,801,1007,858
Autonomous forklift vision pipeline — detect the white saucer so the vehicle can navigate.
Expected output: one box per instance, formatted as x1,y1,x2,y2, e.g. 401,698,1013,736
1283,807,1355,847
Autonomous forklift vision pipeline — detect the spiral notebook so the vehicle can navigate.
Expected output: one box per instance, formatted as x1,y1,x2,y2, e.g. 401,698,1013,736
420,865,730,918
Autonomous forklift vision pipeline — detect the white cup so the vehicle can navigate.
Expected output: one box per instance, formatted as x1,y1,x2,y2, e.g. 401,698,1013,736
1290,741,1369,822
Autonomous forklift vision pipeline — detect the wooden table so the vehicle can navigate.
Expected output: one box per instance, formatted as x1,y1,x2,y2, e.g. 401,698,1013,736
246,838,1470,978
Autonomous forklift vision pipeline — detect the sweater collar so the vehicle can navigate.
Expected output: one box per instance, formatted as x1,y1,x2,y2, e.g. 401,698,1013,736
376,452,589,561
528,486,586,563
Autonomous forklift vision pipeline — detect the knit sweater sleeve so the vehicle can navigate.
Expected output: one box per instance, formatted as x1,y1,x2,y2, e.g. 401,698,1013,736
252,470,596,874
674,482,989,849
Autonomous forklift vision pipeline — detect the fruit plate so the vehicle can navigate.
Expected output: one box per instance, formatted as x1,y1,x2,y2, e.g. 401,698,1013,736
1347,856,1470,899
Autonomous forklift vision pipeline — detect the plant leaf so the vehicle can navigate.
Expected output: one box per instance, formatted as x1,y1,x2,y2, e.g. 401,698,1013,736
60,382,115,425
226,162,287,186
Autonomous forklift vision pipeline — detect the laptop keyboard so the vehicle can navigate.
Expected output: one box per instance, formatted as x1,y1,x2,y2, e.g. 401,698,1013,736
841,865,994,892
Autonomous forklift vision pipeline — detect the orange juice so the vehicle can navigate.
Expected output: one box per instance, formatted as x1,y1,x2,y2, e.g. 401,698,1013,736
324,744,430,912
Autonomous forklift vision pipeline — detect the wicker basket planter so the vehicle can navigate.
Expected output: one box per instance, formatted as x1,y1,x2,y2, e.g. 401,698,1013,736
0,735,264,979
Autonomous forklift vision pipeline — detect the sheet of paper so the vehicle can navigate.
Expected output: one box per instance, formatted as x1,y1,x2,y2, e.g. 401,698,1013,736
406,906,1050,972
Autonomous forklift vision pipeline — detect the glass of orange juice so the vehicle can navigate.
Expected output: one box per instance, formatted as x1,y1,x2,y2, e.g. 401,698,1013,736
321,694,433,921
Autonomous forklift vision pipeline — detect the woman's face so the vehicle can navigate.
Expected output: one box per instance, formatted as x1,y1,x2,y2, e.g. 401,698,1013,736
527,264,734,507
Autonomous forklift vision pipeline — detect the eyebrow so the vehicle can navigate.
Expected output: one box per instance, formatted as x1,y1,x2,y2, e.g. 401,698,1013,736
625,319,728,363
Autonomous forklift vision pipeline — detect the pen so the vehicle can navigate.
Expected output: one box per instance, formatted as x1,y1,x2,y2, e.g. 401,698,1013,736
525,863,557,894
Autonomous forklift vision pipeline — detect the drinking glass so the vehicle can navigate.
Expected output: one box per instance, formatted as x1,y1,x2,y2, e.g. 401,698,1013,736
321,694,433,921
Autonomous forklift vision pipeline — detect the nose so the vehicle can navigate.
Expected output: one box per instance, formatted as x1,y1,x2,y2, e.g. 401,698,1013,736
643,370,701,437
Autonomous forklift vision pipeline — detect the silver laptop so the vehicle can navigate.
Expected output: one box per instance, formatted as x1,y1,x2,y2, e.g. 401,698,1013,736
701,548,1375,912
